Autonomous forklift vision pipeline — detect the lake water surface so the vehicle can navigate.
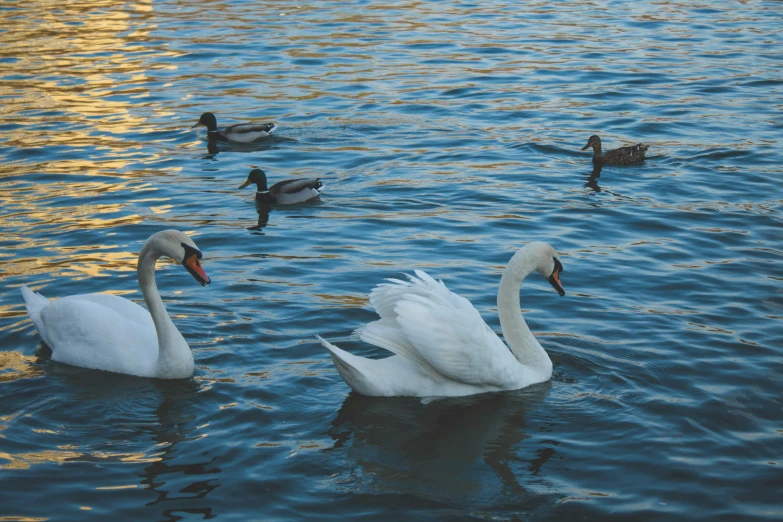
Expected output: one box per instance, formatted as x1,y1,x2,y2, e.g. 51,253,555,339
1,1,781,520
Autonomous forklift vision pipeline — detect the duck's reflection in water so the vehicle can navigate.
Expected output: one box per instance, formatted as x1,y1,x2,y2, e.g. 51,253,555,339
328,385,555,502
585,164,602,192
249,203,273,233
206,139,219,156
204,135,294,156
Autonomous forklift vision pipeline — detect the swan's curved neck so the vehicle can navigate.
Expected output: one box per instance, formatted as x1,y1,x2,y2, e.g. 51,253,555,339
137,244,190,376
497,249,552,376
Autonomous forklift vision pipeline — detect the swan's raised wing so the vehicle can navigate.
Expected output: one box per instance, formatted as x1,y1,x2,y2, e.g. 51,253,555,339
367,272,448,321
372,271,519,388
359,272,459,379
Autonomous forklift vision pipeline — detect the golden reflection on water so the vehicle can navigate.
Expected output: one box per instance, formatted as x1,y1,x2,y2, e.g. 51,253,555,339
0,351,42,383
0,0,174,147
0,449,159,471
0,1,177,279
1,249,139,279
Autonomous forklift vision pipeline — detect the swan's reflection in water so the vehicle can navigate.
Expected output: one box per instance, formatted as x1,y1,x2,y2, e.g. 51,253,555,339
328,385,556,503
139,380,220,521
45,368,223,521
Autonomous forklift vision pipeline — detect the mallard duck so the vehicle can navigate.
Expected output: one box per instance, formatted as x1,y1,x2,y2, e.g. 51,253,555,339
239,169,324,205
21,230,210,379
192,112,277,143
316,242,565,397
581,135,649,165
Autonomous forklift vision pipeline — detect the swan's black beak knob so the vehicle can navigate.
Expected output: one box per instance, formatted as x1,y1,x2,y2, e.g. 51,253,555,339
547,258,565,296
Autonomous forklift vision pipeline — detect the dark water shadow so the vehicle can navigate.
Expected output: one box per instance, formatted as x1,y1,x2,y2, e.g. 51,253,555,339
202,135,297,156
327,385,555,503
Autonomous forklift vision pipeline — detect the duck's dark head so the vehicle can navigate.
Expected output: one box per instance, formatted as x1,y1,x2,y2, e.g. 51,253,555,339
239,169,269,191
581,135,601,151
192,112,218,132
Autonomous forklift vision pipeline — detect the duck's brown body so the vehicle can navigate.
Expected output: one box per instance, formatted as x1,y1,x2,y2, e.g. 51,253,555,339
582,135,649,165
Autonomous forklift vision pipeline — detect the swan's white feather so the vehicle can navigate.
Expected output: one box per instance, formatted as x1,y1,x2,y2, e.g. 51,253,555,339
392,278,518,387
59,292,154,328
20,230,203,379
320,271,520,395
317,242,562,397
23,290,159,376
368,271,445,321
20,285,49,340
357,319,443,380
316,334,477,397
317,335,384,396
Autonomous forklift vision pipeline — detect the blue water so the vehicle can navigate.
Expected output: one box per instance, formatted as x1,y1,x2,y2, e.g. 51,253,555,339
1,1,781,520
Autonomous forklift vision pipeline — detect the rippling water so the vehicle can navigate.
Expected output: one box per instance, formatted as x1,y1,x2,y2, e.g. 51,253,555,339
1,1,781,520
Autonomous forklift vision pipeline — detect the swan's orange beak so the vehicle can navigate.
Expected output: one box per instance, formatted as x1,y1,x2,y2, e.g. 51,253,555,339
547,259,565,296
184,253,210,286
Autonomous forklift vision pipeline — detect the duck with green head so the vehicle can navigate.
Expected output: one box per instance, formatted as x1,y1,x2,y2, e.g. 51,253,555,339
192,112,277,143
240,169,324,205
581,135,649,165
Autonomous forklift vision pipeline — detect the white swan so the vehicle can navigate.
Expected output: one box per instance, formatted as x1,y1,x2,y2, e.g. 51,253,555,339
20,230,210,379
317,242,565,397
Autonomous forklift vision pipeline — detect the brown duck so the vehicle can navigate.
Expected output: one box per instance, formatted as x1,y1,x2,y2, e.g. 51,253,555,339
581,135,649,165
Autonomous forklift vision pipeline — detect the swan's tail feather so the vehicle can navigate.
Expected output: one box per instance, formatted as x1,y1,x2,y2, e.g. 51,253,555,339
21,285,49,327
316,335,382,396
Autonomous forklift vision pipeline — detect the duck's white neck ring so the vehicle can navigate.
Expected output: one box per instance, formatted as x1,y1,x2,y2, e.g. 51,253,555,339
256,190,269,194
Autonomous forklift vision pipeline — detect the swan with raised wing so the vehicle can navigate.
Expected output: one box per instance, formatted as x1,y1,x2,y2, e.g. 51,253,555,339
317,242,565,397
21,230,210,379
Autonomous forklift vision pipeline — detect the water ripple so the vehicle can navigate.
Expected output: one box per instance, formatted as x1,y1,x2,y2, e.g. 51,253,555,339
0,0,781,520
